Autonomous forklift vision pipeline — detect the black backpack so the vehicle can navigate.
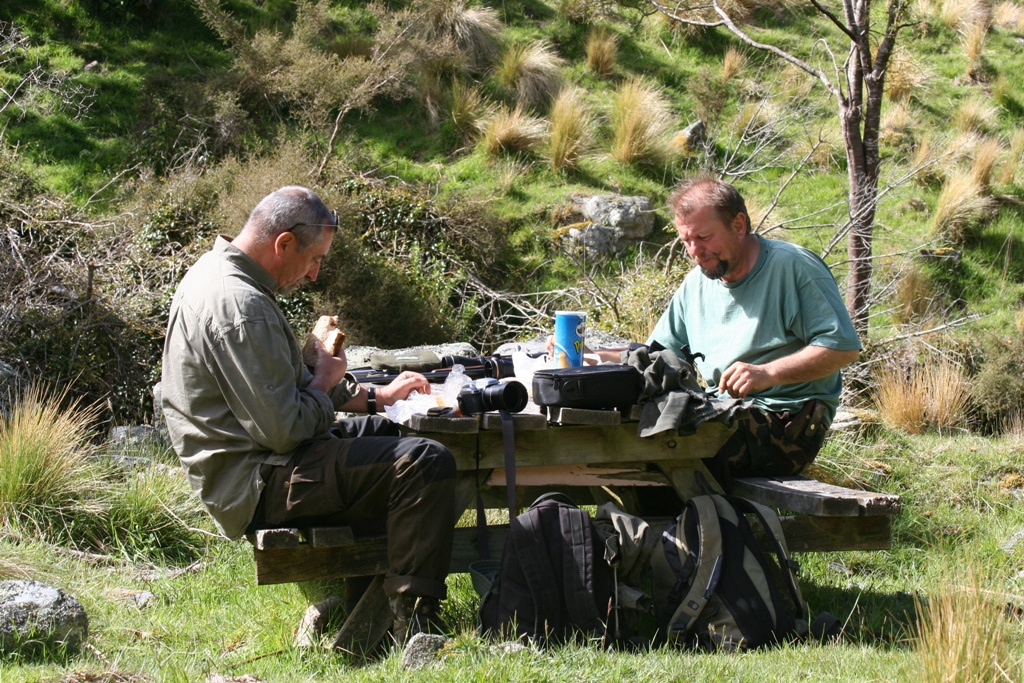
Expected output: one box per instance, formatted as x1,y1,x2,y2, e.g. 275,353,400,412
476,493,615,644
650,494,837,651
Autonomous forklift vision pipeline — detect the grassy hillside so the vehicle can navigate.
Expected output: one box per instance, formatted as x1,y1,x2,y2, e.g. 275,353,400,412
2,0,1023,425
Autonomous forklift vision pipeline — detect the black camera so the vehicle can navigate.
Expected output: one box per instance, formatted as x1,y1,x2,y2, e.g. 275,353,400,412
457,378,528,415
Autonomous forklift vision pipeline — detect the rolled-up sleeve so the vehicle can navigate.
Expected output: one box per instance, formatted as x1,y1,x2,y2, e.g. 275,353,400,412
210,312,335,454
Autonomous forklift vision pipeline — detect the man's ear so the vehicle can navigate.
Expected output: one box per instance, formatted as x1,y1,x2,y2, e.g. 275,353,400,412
731,212,750,235
273,230,296,255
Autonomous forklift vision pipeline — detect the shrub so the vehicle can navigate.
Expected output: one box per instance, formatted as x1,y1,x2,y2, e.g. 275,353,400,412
495,40,566,110
548,87,593,172
609,77,674,165
930,172,994,243
971,333,1024,433
481,104,548,157
585,26,619,77
688,66,730,127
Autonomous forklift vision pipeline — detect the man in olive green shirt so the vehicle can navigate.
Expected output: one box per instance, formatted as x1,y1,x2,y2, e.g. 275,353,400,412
161,186,455,640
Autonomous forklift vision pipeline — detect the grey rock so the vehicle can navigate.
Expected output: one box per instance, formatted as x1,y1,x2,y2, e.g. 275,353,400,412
489,640,530,655
346,343,481,369
682,120,707,148
401,632,449,670
1002,528,1024,554
0,580,89,656
207,676,265,683
294,595,345,648
563,194,656,255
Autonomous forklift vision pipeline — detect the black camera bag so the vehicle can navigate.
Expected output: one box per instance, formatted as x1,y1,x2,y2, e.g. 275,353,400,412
532,364,644,411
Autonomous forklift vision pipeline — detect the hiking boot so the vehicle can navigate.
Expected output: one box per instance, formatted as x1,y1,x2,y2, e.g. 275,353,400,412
389,594,442,645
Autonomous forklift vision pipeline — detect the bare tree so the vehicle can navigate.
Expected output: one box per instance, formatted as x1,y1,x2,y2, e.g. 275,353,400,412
650,0,913,335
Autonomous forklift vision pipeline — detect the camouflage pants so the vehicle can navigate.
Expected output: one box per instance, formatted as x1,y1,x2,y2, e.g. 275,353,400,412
705,399,830,483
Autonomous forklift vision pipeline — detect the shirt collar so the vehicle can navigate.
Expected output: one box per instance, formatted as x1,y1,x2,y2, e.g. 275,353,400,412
214,235,278,295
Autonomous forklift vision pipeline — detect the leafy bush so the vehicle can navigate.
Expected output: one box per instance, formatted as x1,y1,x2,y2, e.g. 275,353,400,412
970,333,1024,433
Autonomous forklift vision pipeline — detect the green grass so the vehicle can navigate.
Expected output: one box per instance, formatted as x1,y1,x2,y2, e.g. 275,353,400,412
7,426,1024,679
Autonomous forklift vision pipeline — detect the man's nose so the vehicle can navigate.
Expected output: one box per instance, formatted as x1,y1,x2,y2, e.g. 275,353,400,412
308,262,321,281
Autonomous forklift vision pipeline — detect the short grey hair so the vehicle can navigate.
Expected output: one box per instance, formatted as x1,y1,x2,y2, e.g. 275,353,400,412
668,178,750,234
243,186,337,251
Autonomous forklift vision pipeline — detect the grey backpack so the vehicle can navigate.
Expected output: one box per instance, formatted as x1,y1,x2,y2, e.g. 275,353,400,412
650,494,837,650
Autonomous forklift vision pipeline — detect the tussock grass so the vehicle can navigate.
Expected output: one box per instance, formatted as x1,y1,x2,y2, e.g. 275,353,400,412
893,264,937,325
421,0,504,72
873,360,971,433
880,103,917,148
585,26,618,77
609,77,674,165
918,0,992,34
999,129,1024,184
0,384,106,538
448,80,490,142
481,104,547,157
791,128,841,170
548,87,594,172
915,564,1020,683
732,98,778,136
969,137,1002,191
496,40,566,110
886,47,929,102
962,22,988,79
955,97,999,133
721,46,747,82
993,1,1024,30
911,135,945,186
931,171,995,243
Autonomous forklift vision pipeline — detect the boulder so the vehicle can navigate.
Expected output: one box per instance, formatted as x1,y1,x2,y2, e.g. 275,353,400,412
401,632,449,670
0,580,89,657
561,194,656,255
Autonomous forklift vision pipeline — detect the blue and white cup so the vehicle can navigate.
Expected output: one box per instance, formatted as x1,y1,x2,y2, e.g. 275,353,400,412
553,310,587,368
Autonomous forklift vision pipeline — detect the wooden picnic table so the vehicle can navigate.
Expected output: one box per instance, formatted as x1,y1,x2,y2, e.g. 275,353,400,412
249,404,900,653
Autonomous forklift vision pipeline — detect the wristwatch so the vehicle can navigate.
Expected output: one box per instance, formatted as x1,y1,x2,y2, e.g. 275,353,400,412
365,387,377,415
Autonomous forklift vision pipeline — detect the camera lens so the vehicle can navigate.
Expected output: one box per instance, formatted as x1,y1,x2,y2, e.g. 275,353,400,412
457,380,528,415
479,380,528,413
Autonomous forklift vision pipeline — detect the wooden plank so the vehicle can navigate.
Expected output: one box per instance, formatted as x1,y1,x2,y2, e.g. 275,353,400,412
486,464,669,487
481,412,548,431
406,414,479,433
251,528,301,550
305,527,355,548
732,475,901,517
467,421,735,470
330,575,392,656
254,514,893,584
549,406,622,426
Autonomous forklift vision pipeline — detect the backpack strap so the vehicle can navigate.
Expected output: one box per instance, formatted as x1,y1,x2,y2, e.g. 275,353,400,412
664,495,723,640
511,504,564,637
559,503,603,632
725,495,807,622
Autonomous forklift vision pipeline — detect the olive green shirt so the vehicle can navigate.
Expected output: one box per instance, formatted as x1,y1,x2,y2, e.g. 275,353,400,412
161,236,359,539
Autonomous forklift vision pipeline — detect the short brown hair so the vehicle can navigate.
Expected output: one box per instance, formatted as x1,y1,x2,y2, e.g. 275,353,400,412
668,178,750,233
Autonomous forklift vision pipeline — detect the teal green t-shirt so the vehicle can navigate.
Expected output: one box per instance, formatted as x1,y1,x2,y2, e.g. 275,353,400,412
647,236,861,423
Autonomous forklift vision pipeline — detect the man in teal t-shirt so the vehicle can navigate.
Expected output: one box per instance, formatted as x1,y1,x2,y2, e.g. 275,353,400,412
599,179,861,477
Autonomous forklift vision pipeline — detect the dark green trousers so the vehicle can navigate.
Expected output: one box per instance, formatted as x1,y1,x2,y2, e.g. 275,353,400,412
250,415,456,600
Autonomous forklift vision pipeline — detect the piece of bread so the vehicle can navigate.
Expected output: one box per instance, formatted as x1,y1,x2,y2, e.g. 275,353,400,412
302,315,346,369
